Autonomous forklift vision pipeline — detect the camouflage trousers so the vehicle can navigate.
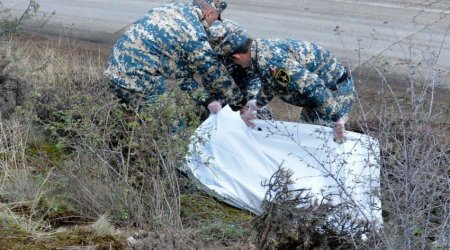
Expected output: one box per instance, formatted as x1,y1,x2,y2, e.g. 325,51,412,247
109,80,188,134
300,77,355,126
109,78,166,109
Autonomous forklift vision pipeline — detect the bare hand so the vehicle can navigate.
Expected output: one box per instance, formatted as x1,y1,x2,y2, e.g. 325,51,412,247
207,100,222,113
240,106,257,127
333,119,346,144
246,99,261,114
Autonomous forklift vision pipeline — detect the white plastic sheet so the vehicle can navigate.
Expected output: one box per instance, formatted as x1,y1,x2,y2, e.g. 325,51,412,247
186,105,382,225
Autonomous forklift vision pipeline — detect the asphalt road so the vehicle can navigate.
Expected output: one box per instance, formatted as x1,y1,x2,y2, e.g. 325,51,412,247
3,0,450,86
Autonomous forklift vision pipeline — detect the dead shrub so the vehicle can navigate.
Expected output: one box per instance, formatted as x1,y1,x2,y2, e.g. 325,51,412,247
0,35,206,241
353,57,450,249
254,168,371,250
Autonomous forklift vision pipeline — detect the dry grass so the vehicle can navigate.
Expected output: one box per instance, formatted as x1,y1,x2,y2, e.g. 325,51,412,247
0,34,254,249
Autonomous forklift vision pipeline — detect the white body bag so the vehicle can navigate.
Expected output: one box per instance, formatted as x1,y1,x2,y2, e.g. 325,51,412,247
185,105,382,225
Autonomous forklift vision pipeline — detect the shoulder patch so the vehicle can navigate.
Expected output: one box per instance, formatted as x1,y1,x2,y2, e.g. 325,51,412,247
274,68,291,84
269,65,291,85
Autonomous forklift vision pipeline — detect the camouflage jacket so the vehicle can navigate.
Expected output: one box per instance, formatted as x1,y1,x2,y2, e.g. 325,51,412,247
104,2,244,108
250,39,349,122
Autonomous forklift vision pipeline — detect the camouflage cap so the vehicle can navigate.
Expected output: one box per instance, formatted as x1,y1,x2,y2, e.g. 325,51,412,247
205,0,228,12
210,20,249,56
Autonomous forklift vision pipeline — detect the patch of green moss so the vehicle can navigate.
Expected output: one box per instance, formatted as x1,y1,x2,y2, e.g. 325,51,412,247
27,141,62,165
180,193,253,223
0,223,124,250
180,194,256,244
38,227,124,250
0,224,45,250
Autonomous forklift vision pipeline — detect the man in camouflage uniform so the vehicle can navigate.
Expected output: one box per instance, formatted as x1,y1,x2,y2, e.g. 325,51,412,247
208,20,273,120
211,20,355,143
221,60,273,119
104,0,245,113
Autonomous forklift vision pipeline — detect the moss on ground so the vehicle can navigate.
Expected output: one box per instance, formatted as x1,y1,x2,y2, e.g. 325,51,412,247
180,193,256,244
0,224,42,250
26,141,63,168
0,223,124,250
180,193,253,223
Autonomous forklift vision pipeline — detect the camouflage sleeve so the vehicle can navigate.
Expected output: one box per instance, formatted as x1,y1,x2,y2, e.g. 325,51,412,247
288,63,345,122
226,61,261,100
303,81,344,122
245,78,262,100
331,77,355,122
183,38,245,110
255,82,274,107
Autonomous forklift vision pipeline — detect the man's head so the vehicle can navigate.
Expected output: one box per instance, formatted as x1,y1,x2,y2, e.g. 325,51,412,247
193,0,227,27
211,20,253,68
205,0,228,12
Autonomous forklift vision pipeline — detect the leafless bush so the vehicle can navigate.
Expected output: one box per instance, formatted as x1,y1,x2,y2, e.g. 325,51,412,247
0,114,58,235
0,33,256,248
28,42,203,231
254,167,372,250
353,53,450,248
0,72,29,119
0,35,207,242
0,36,33,119
0,0,54,36
329,8,450,247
